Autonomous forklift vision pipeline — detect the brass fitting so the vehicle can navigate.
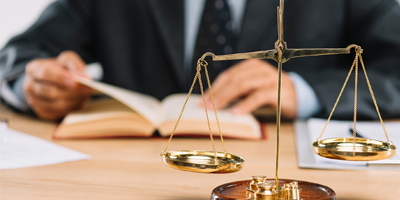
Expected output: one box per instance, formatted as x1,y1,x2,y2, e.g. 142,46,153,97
254,182,279,200
280,181,301,200
246,175,267,199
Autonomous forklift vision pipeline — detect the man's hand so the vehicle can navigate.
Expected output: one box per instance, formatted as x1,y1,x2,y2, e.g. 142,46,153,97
24,51,91,120
200,59,297,119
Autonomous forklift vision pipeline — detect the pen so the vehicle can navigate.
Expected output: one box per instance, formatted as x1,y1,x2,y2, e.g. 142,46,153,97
349,128,364,138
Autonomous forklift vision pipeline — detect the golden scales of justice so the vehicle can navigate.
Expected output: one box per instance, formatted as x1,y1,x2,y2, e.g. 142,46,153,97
160,0,397,199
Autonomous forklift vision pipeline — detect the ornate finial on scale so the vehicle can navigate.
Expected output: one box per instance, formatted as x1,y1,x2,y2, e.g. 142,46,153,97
275,0,287,62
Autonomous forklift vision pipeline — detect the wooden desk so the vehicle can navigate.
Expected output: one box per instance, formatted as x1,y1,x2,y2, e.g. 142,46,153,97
1,106,399,200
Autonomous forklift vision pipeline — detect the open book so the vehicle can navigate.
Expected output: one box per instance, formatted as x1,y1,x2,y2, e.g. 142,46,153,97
53,77,263,139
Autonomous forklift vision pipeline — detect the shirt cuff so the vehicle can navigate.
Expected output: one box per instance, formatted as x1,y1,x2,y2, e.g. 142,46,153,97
288,72,322,119
0,74,30,112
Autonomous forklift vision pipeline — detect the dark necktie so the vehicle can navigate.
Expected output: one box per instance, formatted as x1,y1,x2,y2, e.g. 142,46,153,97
191,0,234,92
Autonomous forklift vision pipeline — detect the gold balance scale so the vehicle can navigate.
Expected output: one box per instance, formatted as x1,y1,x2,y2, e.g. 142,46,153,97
160,0,397,199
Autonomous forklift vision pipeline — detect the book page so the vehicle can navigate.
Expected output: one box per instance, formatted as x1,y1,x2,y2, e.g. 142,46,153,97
55,99,156,138
63,98,140,124
158,94,260,138
75,76,161,125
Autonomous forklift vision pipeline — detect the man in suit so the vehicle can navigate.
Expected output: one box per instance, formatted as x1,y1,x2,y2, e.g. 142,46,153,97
1,0,400,121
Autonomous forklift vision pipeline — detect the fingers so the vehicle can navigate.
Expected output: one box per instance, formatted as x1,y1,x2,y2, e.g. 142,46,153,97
26,91,85,120
57,50,87,76
231,91,272,114
25,76,83,101
202,59,275,109
56,51,91,94
24,51,91,120
26,59,75,88
24,75,90,120
199,59,298,119
212,60,268,95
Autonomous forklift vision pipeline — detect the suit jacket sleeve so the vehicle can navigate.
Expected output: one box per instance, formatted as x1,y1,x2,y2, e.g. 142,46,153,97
0,0,95,110
300,0,400,120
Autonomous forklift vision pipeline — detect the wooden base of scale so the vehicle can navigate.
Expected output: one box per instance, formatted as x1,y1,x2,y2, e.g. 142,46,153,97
211,179,336,200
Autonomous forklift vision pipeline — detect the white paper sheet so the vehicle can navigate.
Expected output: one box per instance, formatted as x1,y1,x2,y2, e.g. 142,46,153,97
0,125,90,170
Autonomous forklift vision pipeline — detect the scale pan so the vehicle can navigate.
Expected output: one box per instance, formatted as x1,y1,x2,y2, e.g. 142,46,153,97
161,150,244,173
313,137,396,161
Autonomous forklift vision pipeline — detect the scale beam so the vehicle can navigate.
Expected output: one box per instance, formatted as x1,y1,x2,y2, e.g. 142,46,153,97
281,44,359,63
204,44,360,63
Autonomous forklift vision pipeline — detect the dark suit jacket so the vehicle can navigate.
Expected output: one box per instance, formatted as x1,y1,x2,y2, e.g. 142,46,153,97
1,0,400,120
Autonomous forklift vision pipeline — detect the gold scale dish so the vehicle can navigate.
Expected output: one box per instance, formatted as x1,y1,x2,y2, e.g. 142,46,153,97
313,137,396,161
162,150,244,173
